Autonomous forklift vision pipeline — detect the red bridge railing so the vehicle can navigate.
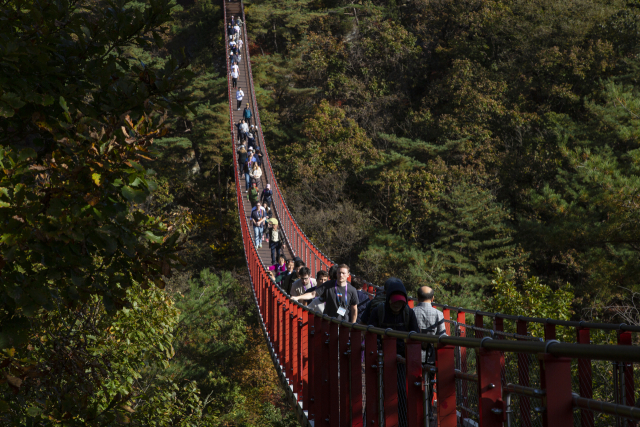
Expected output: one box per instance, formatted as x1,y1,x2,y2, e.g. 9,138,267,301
225,2,640,426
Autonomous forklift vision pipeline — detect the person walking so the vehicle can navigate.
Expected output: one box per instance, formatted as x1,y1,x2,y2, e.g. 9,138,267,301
291,264,358,322
248,182,260,207
251,202,266,248
243,158,251,192
367,278,419,427
237,38,243,52
290,267,317,297
232,62,239,75
234,23,240,40
267,222,285,265
260,184,273,209
237,144,247,170
230,69,238,88
236,87,244,110
350,277,371,324
247,131,257,150
249,161,262,187
240,119,249,141
227,23,234,39
243,106,252,126
413,286,447,422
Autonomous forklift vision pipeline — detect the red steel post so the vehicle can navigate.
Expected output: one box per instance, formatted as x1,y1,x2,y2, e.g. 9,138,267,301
544,323,556,341
329,322,340,426
302,309,310,411
318,317,330,425
517,319,531,427
539,354,573,427
477,348,503,427
300,306,308,406
457,311,468,421
339,324,351,427
310,315,323,421
382,337,399,427
285,300,291,382
436,344,457,427
405,340,424,427
291,303,299,394
443,308,451,335
617,330,635,427
350,329,363,427
577,327,594,427
475,312,484,339
364,332,379,427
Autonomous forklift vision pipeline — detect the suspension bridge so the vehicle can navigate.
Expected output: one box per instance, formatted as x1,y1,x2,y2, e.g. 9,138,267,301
224,1,640,426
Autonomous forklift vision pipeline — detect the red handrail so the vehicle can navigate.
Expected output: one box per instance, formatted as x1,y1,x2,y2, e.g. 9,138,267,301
225,3,640,426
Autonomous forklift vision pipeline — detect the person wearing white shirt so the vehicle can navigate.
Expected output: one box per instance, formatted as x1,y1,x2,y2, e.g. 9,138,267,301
240,121,249,139
232,63,239,74
236,87,244,110
237,39,243,51
230,70,238,88
233,25,240,40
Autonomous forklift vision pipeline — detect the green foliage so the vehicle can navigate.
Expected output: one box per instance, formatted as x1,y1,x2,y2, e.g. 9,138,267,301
249,0,640,316
486,269,575,341
0,0,195,347
0,286,215,425
525,81,640,297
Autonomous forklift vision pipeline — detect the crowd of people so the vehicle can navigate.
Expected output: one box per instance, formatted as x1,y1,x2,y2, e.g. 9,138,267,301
230,12,444,425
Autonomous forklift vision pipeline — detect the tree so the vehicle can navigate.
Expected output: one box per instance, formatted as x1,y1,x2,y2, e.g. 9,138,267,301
486,268,575,342
0,0,193,348
0,286,217,425
525,81,640,296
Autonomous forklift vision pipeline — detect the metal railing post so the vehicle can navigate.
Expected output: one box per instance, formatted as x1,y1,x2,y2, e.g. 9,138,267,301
340,324,351,427
365,331,380,427
457,311,469,422
617,330,635,427
577,327,594,427
539,353,573,427
436,343,457,427
443,308,451,335
319,318,330,425
302,309,310,410
329,322,340,426
517,319,532,427
477,348,503,426
406,339,424,427
351,329,364,427
382,337,399,427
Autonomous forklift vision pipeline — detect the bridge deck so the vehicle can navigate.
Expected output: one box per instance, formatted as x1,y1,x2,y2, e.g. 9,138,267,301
225,1,295,268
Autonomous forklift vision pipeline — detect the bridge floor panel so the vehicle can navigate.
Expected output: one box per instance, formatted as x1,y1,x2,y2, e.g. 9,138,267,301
225,2,294,268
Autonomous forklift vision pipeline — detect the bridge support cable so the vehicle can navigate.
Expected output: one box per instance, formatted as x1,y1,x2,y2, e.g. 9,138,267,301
223,2,640,426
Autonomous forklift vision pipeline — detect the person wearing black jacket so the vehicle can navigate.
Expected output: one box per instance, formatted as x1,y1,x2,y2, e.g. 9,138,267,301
261,184,273,208
367,277,419,427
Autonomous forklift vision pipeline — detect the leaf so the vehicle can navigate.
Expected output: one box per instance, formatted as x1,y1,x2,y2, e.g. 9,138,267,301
18,148,36,162
144,231,163,244
1,92,25,109
152,31,164,48
26,406,41,416
59,96,68,112
5,374,22,389
92,173,102,186
121,186,147,204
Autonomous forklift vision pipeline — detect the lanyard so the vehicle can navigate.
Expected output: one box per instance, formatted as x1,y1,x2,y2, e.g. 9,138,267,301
334,283,348,307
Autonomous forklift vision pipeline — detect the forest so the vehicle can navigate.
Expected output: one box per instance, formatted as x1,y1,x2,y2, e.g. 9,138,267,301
0,0,638,424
